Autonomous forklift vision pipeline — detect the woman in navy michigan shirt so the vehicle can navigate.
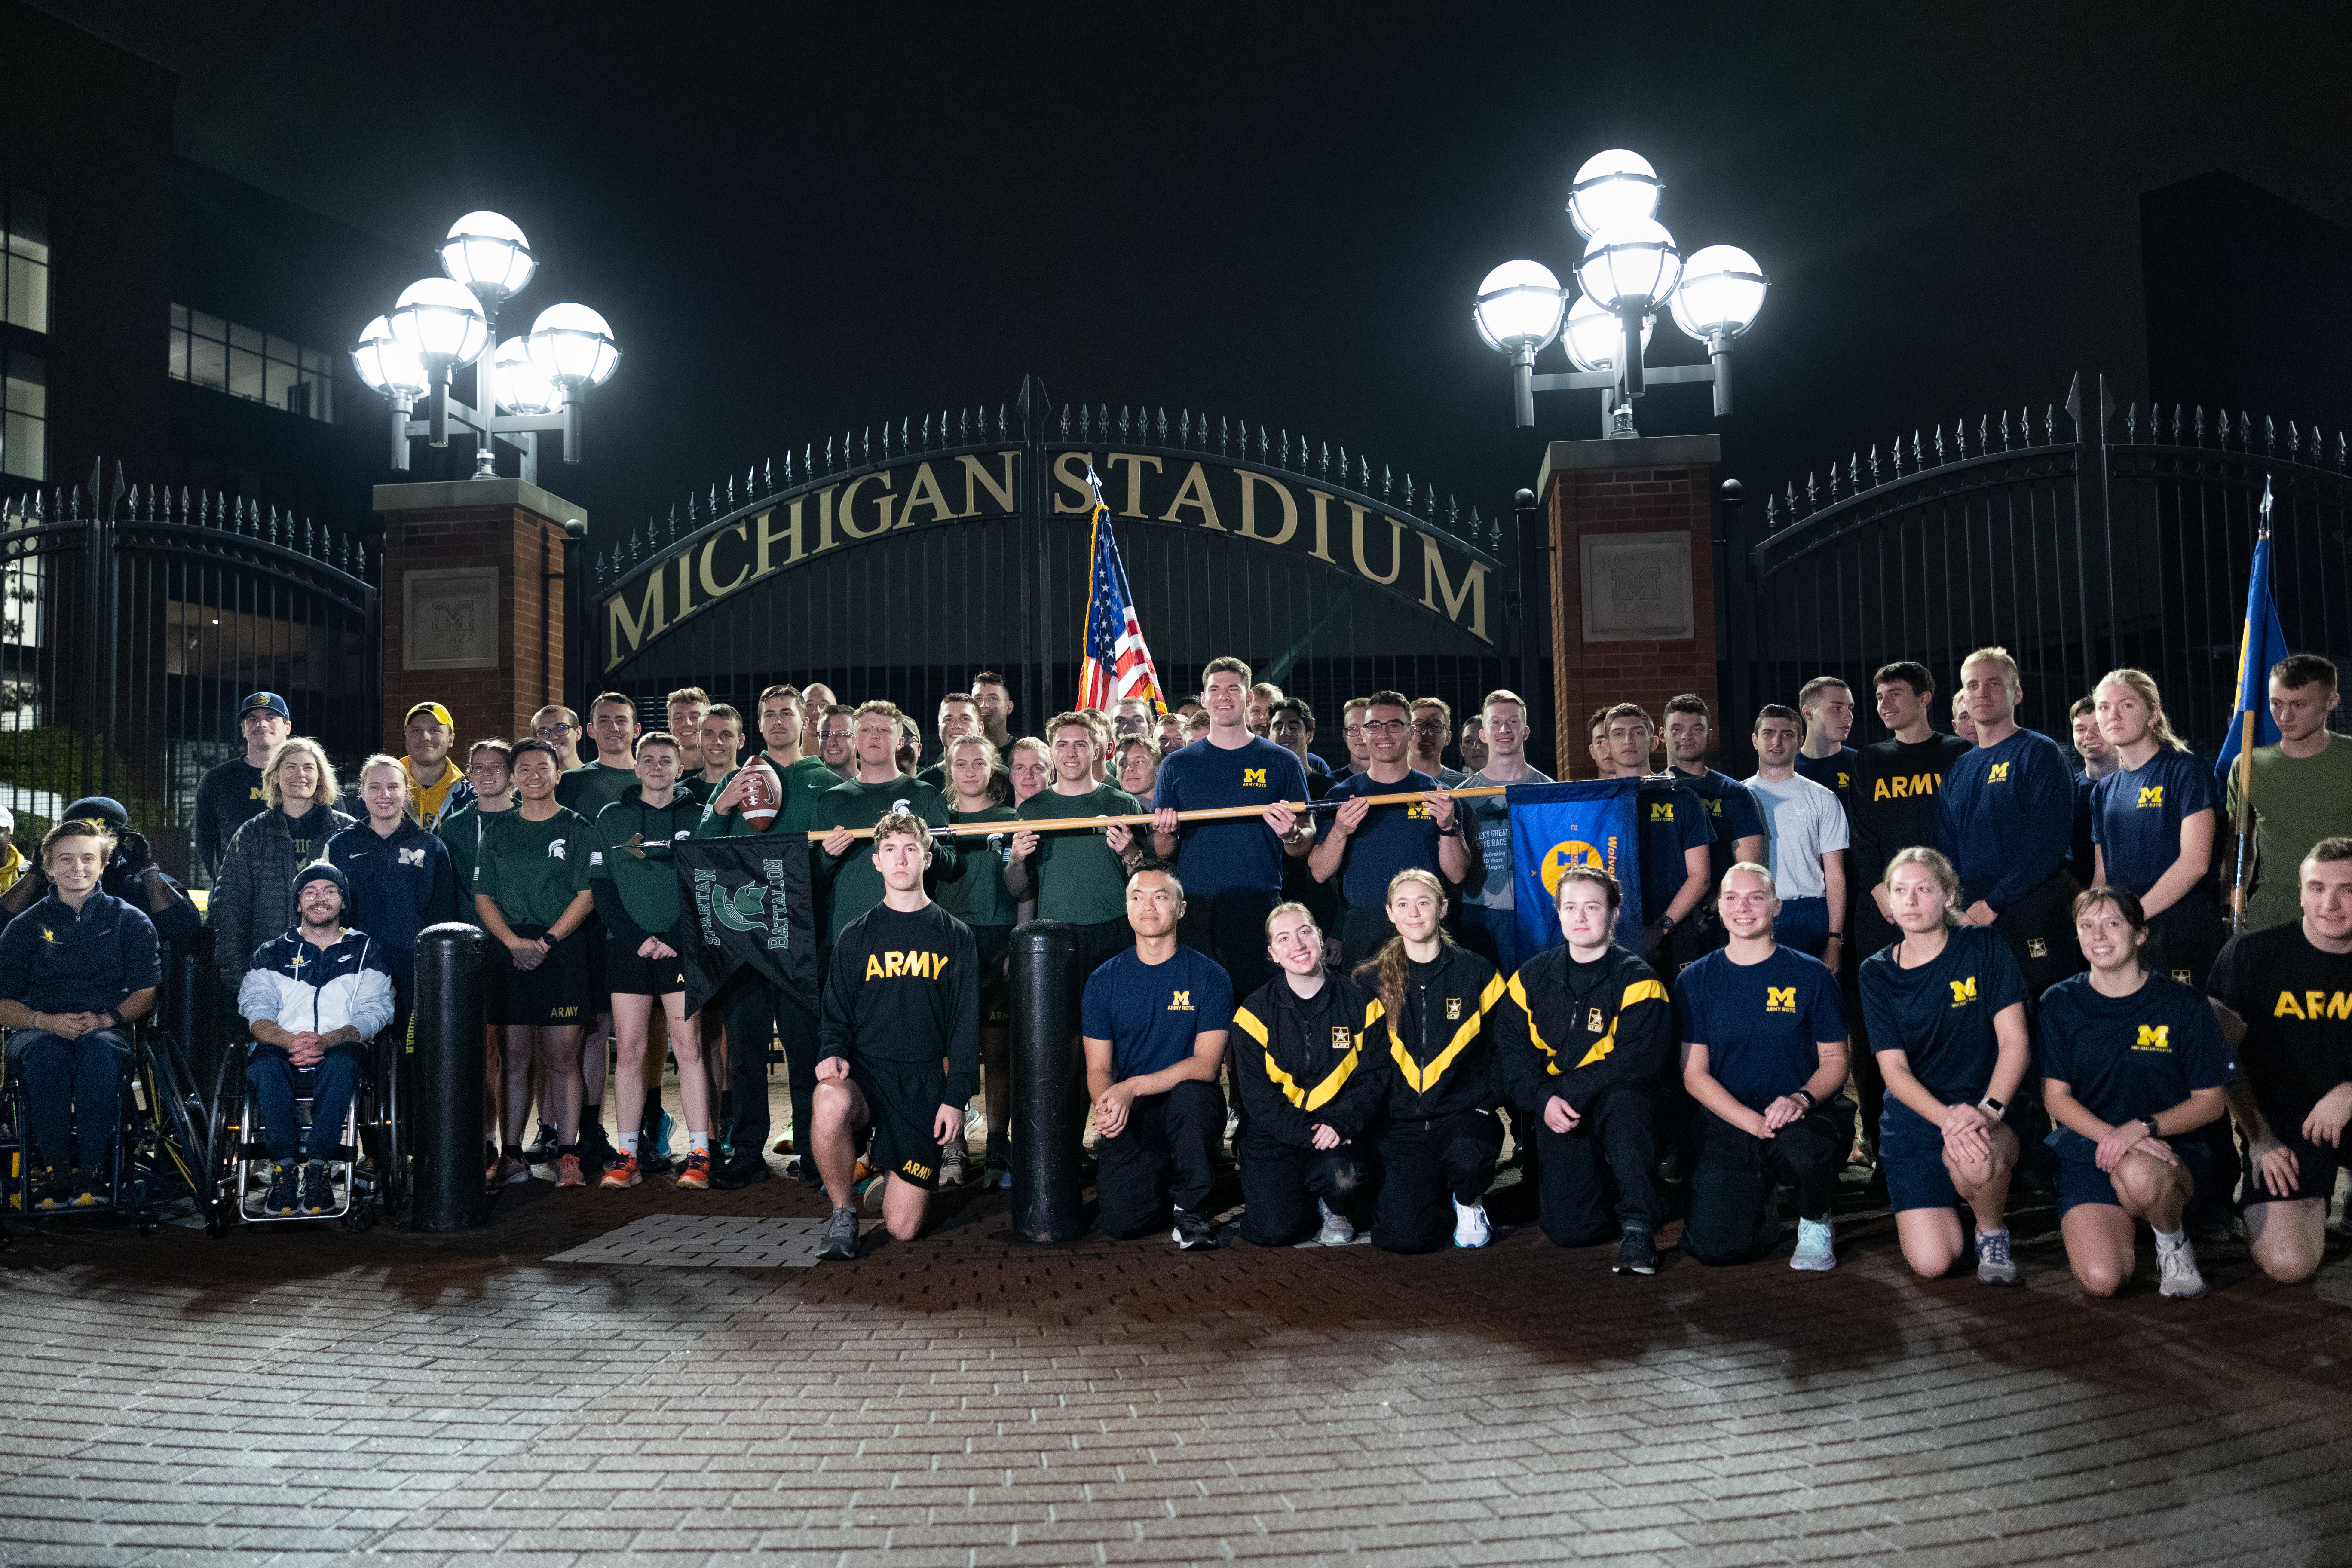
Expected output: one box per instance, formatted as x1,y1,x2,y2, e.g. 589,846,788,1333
2088,668,2226,987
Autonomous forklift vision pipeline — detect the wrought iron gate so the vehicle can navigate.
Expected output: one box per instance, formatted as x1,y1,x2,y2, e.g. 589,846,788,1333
0,460,379,884
1727,373,2352,758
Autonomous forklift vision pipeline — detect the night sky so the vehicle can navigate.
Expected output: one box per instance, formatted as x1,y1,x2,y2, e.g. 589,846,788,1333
31,1,2352,538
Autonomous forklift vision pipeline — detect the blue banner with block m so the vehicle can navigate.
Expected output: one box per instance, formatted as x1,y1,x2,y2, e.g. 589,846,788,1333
1508,778,1643,961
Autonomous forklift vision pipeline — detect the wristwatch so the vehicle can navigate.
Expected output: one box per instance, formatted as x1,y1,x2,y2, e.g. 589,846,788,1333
1657,913,1678,934
1978,1095,2006,1120
2140,1115,2163,1139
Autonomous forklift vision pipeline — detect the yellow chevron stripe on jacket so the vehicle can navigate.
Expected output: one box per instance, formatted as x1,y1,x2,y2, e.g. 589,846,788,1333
1373,973,1506,1093
1235,1005,1362,1111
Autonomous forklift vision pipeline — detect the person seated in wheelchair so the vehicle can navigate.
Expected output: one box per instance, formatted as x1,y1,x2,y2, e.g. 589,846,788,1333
237,862,394,1216
0,818,162,1208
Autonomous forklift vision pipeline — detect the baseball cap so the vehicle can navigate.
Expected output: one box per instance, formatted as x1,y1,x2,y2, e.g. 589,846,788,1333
240,691,292,720
404,701,455,728
61,796,130,831
292,861,349,900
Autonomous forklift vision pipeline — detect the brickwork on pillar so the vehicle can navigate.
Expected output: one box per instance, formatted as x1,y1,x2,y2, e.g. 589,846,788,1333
1542,435,1721,781
374,480,585,753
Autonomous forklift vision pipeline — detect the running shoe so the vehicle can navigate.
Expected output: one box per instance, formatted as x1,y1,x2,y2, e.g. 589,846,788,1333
1316,1199,1356,1246
33,1168,67,1211
599,1154,642,1189
525,1125,558,1163
1790,1216,1837,1271
2158,1239,2208,1299
493,1155,533,1186
68,1184,104,1209
1172,1207,1216,1250
985,1158,1012,1191
1452,1199,1492,1250
818,1205,860,1261
675,1150,712,1190
1975,1228,2018,1286
556,1153,586,1188
263,1161,299,1216
1614,1225,1658,1276
938,1138,968,1187
300,1161,334,1214
710,1156,771,1191
772,1133,796,1155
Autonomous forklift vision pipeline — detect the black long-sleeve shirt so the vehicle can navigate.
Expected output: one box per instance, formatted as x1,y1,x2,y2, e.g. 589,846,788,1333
1231,970,1383,1148
1359,943,1504,1123
818,899,979,1106
1491,942,1672,1113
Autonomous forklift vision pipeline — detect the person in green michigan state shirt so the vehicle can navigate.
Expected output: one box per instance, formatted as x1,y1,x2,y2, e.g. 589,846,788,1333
814,701,957,943
1013,711,1147,976
558,691,646,819
696,684,842,840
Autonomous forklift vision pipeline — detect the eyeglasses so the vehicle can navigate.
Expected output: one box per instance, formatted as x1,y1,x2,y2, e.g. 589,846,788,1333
534,723,575,739
1362,720,1409,735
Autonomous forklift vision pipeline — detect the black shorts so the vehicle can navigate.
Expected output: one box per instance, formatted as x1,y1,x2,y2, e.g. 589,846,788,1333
495,923,591,1027
581,914,609,1016
2242,1102,2346,1208
971,922,1012,1026
853,1063,949,1190
605,932,687,998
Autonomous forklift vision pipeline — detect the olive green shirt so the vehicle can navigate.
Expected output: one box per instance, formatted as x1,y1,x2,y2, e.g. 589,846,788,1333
581,788,703,935
2226,734,2352,931
475,806,591,928
937,803,1018,928
1019,784,1142,925
557,760,640,820
694,754,844,839
812,775,956,941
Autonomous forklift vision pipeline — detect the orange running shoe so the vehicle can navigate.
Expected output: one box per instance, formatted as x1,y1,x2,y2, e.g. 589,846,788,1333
676,1150,712,1189
599,1153,641,1189
557,1153,586,1188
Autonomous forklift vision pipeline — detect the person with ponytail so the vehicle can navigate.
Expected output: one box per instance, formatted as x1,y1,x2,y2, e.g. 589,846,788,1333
1357,868,1507,1252
2089,668,2226,988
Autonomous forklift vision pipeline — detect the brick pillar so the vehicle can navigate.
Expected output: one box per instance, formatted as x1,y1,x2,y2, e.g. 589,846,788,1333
374,478,588,750
1541,434,1721,779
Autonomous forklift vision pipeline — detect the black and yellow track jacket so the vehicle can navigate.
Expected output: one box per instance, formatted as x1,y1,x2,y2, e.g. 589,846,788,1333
1232,971,1382,1148
1360,943,1505,1124
1492,942,1672,1115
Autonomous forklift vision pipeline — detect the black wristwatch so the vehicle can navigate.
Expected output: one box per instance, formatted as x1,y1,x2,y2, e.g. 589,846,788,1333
2140,1115,2163,1139
1657,913,1678,934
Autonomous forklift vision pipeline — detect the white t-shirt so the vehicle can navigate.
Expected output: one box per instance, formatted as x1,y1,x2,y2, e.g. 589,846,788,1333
1743,772,1849,900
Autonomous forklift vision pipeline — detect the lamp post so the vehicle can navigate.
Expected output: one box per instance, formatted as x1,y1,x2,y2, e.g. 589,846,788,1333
350,211,622,480
1475,150,1766,437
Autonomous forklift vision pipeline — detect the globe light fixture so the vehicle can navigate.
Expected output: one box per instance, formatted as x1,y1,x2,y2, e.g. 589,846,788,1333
357,214,621,478
1476,149,1764,435
1473,260,1569,426
1567,149,1661,239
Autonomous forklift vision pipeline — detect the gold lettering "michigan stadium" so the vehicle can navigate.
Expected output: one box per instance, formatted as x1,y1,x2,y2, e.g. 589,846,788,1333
603,449,1491,668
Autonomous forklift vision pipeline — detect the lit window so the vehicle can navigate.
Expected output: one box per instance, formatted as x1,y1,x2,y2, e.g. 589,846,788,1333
167,304,335,423
3,349,45,481
2,189,46,336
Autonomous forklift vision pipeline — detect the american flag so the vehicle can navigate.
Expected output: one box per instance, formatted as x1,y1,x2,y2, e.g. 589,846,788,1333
1077,466,1165,714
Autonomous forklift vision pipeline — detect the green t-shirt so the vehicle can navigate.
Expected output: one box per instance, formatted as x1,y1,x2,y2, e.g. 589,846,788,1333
557,760,640,820
435,802,514,926
2227,735,2352,931
475,805,591,928
694,754,843,839
581,788,703,935
936,803,1018,928
813,775,957,941
1020,784,1142,925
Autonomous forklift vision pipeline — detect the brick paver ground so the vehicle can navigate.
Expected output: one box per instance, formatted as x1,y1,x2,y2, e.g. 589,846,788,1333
6,1113,2352,1568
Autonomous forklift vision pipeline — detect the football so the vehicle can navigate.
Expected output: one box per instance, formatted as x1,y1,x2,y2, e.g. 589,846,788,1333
740,761,778,830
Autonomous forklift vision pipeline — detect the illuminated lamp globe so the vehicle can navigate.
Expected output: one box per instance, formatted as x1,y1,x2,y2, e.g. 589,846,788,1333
1567,149,1661,239
1472,260,1568,354
1669,244,1767,342
387,276,490,370
350,315,427,398
1577,218,1683,312
492,337,566,415
527,303,620,390
1562,294,1651,372
439,211,536,307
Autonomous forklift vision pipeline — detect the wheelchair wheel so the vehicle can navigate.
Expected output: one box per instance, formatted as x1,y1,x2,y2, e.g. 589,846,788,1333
205,1041,254,1237
123,1031,208,1234
371,1035,408,1216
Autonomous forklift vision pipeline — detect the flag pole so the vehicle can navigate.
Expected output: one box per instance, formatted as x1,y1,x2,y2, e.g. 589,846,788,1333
2229,477,2274,937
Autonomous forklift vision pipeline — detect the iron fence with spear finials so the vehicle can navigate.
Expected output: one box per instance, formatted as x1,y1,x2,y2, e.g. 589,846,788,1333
1721,372,2352,761
0,459,378,884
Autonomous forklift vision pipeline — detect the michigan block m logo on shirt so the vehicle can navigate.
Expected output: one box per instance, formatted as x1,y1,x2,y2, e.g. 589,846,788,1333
1242,768,1267,787
2134,1023,2171,1052
1649,802,1675,822
1169,989,1194,1011
2138,786,2164,808
1986,762,2011,783
1949,976,1977,1007
1766,986,1796,1014
2275,990,2352,1020
863,950,953,980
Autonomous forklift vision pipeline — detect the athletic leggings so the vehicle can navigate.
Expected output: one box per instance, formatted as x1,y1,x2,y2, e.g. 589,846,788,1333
1684,1095,1854,1265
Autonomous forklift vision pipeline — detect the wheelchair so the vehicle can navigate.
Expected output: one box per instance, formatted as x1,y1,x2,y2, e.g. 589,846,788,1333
205,1031,405,1234
0,1023,213,1240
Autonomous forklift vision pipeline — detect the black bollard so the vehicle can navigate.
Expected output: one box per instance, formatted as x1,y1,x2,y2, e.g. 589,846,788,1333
412,922,490,1231
1010,921,1084,1243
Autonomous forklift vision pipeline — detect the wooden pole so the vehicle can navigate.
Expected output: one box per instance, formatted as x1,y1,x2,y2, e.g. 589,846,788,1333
799,784,1512,841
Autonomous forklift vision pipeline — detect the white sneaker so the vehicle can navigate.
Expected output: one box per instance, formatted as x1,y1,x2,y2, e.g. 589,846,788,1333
1223,1108,1241,1144
1452,1199,1491,1250
1975,1227,2018,1286
1317,1199,1355,1246
2157,1239,2208,1299
1790,1216,1837,1271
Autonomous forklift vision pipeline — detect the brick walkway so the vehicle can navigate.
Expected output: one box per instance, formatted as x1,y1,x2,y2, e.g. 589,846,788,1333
5,1149,2352,1567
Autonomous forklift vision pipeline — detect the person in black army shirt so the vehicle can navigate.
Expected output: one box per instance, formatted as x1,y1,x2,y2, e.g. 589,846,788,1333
810,812,979,1261
1231,903,1380,1247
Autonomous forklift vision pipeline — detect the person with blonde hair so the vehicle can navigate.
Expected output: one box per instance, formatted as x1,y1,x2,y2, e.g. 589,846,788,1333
210,737,353,1001
1859,846,2031,1283
2089,668,2224,987
1357,867,1506,1253
327,753,460,1050
1231,902,1379,1247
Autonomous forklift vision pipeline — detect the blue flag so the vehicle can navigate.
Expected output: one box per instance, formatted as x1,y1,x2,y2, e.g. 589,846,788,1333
2215,481,2289,789
1509,778,1644,960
